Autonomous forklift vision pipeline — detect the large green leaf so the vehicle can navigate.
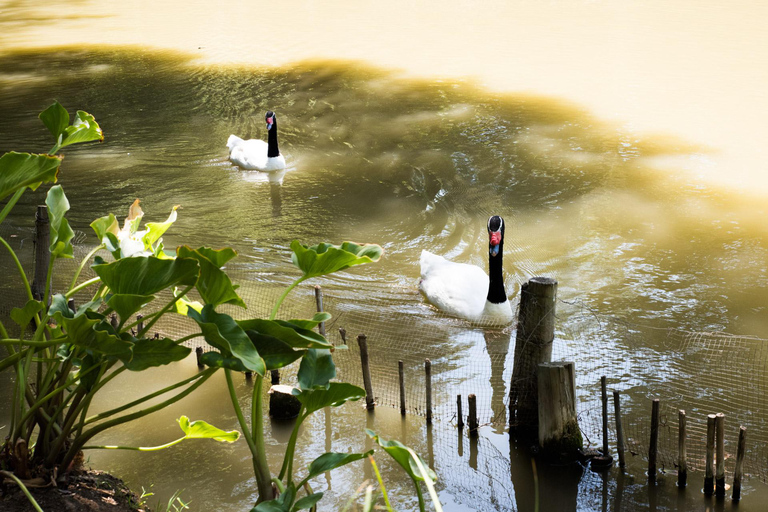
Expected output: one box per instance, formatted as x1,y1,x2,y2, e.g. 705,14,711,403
286,312,331,331
366,430,437,483
252,483,295,512
187,305,265,375
59,314,133,360
292,493,323,511
39,101,69,140
294,382,365,416
303,451,372,482
106,294,156,324
243,331,303,370
0,152,61,202
40,102,103,149
91,213,118,241
173,289,204,316
46,185,75,258
93,256,199,295
198,351,248,372
297,349,335,390
144,205,180,248
177,415,240,443
11,300,44,331
238,319,331,350
177,246,245,308
122,337,191,371
290,240,383,279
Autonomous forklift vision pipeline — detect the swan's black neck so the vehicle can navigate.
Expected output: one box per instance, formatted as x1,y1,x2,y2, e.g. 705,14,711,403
487,239,507,304
267,118,280,158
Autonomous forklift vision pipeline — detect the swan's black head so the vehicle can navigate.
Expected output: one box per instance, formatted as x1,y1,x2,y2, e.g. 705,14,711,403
487,215,504,257
265,111,276,131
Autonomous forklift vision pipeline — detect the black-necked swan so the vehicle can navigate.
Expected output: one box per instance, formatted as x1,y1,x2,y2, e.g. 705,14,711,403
227,111,287,172
419,215,514,326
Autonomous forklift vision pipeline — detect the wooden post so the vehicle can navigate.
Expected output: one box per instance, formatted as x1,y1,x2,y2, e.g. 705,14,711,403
648,399,659,481
678,410,687,488
271,370,280,385
357,334,375,410
613,391,626,468
715,413,725,497
244,371,252,380
601,376,608,456
314,285,326,337
136,314,144,333
67,298,76,314
468,394,478,437
425,359,432,424
110,314,119,330
398,360,406,415
509,277,557,432
704,413,716,495
732,426,747,501
457,395,464,429
31,206,50,302
195,346,203,368
537,362,582,456
269,384,301,419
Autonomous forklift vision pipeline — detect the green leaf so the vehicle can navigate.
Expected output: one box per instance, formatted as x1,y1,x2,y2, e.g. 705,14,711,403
366,430,437,483
0,151,61,202
93,256,199,295
173,289,204,316
290,240,383,280
177,246,245,308
187,305,265,375
286,312,331,330
39,101,69,140
122,338,191,371
106,294,156,324
297,349,335,390
91,213,118,241
292,493,324,511
58,314,133,360
304,451,372,481
10,300,44,330
243,331,303,370
252,483,295,512
46,185,75,258
59,110,103,148
238,319,331,350
77,354,102,391
144,205,179,248
295,382,365,416
177,415,240,443
49,293,75,320
198,351,248,372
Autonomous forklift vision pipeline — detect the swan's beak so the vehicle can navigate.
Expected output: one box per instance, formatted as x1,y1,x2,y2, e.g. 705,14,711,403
266,117,274,130
490,244,500,257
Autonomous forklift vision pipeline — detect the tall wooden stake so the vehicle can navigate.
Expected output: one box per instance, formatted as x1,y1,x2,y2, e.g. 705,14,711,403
195,346,204,368
457,394,464,429
715,413,725,497
732,426,747,501
704,414,716,495
357,334,375,410
425,359,432,424
601,376,608,456
31,206,50,302
648,399,659,481
613,391,626,468
398,360,406,415
314,285,326,337
468,394,478,437
678,410,687,488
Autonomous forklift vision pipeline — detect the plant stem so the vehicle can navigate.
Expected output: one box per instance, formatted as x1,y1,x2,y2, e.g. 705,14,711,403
138,284,194,338
252,375,273,495
0,471,44,512
269,277,305,320
68,244,105,293
278,408,306,482
0,188,26,226
369,456,393,512
83,437,186,451
0,235,34,302
65,277,102,299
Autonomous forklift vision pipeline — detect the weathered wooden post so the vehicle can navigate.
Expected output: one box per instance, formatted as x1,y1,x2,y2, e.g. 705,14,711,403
715,413,725,497
468,394,479,437
613,391,626,468
195,346,204,368
110,314,119,330
269,384,301,419
509,277,557,434
67,298,76,314
704,414,716,495
457,395,464,429
537,362,581,458
31,205,50,302
314,285,326,337
601,376,609,456
678,410,687,488
648,399,659,481
398,360,406,415
136,314,144,333
425,359,432,424
357,334,375,410
732,426,746,501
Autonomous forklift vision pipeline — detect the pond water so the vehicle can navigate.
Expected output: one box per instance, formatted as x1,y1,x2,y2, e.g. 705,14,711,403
1,1,768,510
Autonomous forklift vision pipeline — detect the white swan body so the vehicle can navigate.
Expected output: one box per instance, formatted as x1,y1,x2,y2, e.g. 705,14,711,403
419,216,514,326
227,135,286,171
227,110,286,172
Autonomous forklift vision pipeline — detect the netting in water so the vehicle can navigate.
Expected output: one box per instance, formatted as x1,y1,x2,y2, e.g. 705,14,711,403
2,230,767,485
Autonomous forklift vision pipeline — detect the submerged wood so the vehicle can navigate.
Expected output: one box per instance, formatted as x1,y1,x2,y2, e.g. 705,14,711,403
537,361,582,459
509,277,557,434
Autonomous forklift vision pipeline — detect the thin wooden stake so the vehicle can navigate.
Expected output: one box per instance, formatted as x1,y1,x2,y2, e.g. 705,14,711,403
715,413,725,497
678,409,687,488
314,285,326,337
31,206,50,302
601,376,608,456
732,426,747,501
613,391,625,468
705,413,716,495
244,371,252,380
398,360,406,415
648,399,659,481
457,395,464,429
136,314,144,333
110,314,119,330
67,298,76,314
468,394,478,437
195,346,204,368
425,359,432,424
271,369,280,385
357,334,375,410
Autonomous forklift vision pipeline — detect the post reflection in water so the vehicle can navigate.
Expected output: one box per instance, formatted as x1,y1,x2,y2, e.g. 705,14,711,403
509,439,583,512
483,328,512,431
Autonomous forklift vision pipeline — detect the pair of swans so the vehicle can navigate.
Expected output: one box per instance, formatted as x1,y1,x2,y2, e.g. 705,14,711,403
227,114,513,325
